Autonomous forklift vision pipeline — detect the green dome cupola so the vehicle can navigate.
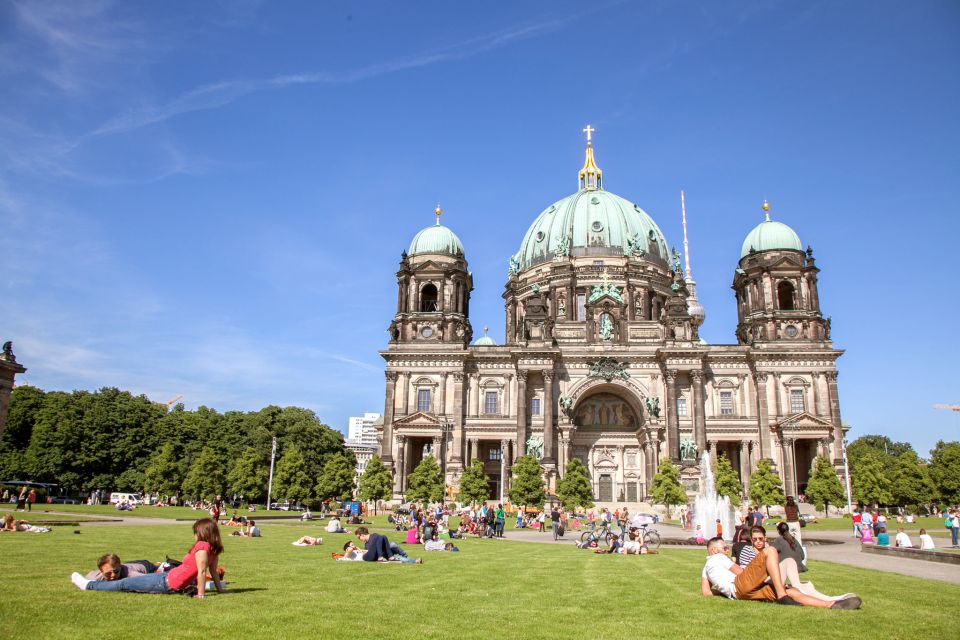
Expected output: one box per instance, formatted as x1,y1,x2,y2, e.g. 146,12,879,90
740,200,802,258
408,206,465,257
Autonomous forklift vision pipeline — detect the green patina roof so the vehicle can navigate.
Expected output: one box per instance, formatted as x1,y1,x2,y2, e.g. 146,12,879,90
515,188,669,270
473,335,497,346
408,223,465,257
740,219,802,258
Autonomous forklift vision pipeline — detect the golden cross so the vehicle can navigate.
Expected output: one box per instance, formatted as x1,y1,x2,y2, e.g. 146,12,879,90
583,124,595,143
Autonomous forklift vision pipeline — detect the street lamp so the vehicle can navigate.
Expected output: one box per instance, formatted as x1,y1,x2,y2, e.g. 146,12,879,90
841,433,854,533
266,436,277,511
441,420,454,506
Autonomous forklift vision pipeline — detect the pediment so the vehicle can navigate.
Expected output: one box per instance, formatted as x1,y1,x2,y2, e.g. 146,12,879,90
769,255,803,269
392,411,443,427
585,293,624,307
409,260,449,273
777,411,834,430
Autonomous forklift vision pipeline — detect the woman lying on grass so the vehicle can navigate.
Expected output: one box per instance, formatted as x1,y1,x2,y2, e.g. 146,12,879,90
71,518,225,599
1,513,51,533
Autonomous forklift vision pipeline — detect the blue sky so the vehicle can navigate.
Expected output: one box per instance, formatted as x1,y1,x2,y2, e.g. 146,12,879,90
2,1,958,456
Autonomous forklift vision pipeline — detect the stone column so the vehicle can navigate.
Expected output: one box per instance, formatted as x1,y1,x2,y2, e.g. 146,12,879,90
643,440,655,497
433,435,443,472
394,435,407,494
771,372,782,419
470,372,480,417
542,369,556,464
738,374,748,417
468,437,478,464
450,373,464,469
739,440,751,491
516,370,528,460
439,372,448,416
616,445,626,502
666,369,680,462
403,372,413,415
754,372,771,459
781,437,796,497
811,373,823,417
825,372,844,462
503,374,513,418
691,370,707,454
381,372,398,465
500,439,509,501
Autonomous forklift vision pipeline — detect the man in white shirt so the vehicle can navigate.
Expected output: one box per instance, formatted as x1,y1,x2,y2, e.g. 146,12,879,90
700,537,861,609
894,528,913,548
327,517,347,533
918,528,936,550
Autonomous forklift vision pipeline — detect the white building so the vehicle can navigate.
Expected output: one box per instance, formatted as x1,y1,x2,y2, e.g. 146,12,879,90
348,412,381,448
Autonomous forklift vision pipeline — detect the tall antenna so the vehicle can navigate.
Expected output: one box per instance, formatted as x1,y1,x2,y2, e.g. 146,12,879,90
681,190,692,281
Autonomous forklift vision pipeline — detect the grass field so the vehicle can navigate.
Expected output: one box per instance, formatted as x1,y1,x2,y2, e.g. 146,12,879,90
0,503,304,521
1,521,957,640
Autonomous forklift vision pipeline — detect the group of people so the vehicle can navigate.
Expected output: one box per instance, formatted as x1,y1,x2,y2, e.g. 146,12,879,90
1,513,51,533
3,486,38,511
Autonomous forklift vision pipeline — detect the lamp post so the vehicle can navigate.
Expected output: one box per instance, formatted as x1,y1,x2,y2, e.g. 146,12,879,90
441,420,454,506
841,434,854,535
266,436,277,511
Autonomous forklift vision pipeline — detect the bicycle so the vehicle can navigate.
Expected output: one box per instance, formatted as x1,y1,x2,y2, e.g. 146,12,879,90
635,524,661,550
580,522,615,546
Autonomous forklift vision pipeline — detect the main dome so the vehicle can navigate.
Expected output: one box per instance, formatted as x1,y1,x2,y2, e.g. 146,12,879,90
515,188,670,270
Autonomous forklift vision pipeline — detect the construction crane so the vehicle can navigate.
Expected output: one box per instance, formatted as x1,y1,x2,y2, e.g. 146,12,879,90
933,404,960,412
165,395,183,407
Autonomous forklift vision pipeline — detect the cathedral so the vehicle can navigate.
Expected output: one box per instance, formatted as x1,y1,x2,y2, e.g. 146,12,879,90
377,128,845,506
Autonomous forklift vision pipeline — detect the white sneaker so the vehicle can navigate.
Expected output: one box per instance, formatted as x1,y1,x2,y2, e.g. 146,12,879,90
71,572,90,590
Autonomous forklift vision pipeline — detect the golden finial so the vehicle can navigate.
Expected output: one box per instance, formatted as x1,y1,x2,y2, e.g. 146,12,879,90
579,125,602,190
483,325,489,336
434,204,443,225
762,199,771,221
583,124,595,145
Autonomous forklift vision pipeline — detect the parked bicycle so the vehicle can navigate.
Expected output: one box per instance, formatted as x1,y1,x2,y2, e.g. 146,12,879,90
580,522,615,546
634,524,661,550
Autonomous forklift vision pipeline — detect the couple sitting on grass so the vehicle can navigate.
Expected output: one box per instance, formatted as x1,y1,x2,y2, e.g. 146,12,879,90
70,518,226,599
331,527,422,563
701,525,861,609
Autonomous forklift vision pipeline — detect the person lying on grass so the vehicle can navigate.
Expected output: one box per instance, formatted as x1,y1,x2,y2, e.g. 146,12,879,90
86,554,158,581
292,536,323,546
71,517,225,599
700,536,861,609
424,540,459,552
336,540,421,563
1,514,51,533
354,527,421,563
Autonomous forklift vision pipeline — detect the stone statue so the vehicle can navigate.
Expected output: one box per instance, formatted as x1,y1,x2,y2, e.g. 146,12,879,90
508,255,520,275
671,246,682,275
679,438,697,460
557,297,566,317
526,435,544,460
598,313,614,341
645,395,660,419
1,341,15,363
531,283,541,294
554,233,570,259
625,232,646,257
558,395,574,416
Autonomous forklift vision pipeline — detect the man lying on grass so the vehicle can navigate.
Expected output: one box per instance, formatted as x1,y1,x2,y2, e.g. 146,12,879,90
354,527,422,563
337,539,421,563
700,536,862,609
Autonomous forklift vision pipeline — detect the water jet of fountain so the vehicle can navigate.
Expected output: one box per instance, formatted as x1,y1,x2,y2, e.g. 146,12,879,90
694,450,733,541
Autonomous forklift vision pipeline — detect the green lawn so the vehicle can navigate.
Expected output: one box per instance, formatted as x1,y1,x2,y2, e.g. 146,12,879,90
1,521,957,640
0,503,303,521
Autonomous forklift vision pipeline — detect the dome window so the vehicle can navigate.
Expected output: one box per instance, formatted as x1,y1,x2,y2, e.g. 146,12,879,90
590,196,600,205
535,231,545,242
591,221,604,232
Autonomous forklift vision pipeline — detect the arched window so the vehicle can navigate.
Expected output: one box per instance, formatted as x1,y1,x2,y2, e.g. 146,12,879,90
777,281,795,310
420,284,438,312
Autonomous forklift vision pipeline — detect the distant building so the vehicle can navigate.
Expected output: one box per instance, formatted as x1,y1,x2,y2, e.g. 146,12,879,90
348,412,381,448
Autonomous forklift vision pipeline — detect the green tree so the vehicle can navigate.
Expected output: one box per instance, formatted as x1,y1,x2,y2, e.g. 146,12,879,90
226,446,269,503
889,450,935,509
651,459,687,513
182,447,226,501
358,455,393,514
316,453,356,501
556,458,594,510
271,447,313,504
458,459,491,505
713,454,743,506
748,459,785,515
508,454,545,508
805,456,845,516
851,449,892,507
928,441,960,505
847,435,915,461
405,454,444,503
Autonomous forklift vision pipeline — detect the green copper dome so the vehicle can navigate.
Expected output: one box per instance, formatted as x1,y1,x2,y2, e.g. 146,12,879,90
740,219,802,258
515,188,669,270
473,335,496,346
408,223,465,257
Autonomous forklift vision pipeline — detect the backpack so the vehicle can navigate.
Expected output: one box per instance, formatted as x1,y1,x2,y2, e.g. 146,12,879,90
946,517,953,530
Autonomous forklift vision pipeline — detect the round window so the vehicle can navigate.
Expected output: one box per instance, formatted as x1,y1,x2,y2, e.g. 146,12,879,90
535,231,545,242
590,196,600,205
420,326,434,338
591,221,604,232
785,325,799,338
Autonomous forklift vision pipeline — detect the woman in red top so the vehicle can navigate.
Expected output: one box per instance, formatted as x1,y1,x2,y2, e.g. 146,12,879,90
71,518,224,598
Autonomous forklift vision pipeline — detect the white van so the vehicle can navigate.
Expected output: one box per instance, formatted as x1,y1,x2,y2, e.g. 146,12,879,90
109,492,141,505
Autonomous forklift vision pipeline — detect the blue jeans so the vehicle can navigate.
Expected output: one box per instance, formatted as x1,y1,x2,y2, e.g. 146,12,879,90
87,572,171,594
952,527,958,546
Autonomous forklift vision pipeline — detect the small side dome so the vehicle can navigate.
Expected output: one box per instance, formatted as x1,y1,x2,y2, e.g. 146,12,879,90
473,326,496,346
408,206,465,257
740,201,802,258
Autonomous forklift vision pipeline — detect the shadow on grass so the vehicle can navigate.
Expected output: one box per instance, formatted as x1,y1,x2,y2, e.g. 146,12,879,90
222,588,268,594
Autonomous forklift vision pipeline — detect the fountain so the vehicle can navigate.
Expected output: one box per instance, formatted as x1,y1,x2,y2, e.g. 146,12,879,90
693,450,734,541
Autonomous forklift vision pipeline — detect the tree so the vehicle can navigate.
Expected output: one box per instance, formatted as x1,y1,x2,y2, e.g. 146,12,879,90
851,449,892,507
227,447,268,503
889,450,935,510
555,458,594,510
928,441,960,505
749,459,785,515
713,454,743,506
458,459,491,505
358,455,393,514
316,453,356,501
509,454,545,508
143,443,184,500
182,447,226,501
805,456,845,516
847,435,915,461
272,447,313,504
405,455,444,503
651,459,687,513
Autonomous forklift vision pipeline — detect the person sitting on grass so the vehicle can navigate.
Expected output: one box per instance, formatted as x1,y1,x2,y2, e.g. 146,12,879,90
71,518,225,598
1,514,51,533
225,512,242,526
231,520,260,537
700,536,861,609
895,528,913,548
326,516,347,534
876,526,890,546
86,554,158,581
292,536,323,546
919,528,936,550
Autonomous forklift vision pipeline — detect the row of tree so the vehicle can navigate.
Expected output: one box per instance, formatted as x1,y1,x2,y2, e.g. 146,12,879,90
1,386,357,504
846,435,960,509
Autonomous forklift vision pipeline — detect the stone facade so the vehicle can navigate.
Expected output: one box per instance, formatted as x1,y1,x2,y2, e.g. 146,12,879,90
377,142,845,506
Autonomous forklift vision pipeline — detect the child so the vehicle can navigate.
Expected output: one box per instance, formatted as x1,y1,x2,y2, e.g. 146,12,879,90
715,519,723,538
695,525,705,544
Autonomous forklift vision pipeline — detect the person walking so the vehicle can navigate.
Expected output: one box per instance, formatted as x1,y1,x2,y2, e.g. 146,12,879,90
16,486,27,512
550,505,561,541
27,488,36,511
950,509,960,548
495,504,505,538
784,496,802,544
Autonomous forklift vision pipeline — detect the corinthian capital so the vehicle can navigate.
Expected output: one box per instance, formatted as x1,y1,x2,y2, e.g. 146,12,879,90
385,371,398,382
